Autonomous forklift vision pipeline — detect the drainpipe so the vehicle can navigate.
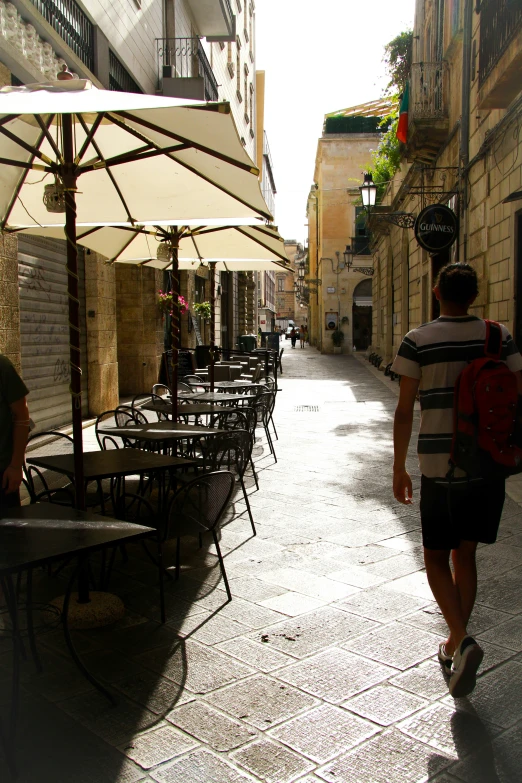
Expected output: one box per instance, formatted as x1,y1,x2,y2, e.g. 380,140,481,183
460,0,473,262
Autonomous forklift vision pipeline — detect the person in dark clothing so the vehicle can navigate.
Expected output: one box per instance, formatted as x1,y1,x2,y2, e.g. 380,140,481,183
0,353,30,512
290,328,297,348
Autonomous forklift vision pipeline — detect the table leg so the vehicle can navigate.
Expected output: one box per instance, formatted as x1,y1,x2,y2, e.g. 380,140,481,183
62,560,116,706
25,569,42,674
0,574,20,777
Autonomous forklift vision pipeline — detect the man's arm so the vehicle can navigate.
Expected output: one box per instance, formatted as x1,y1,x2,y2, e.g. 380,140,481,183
3,396,30,494
393,375,420,504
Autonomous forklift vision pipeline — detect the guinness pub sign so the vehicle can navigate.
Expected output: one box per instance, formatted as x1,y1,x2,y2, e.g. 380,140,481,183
414,204,458,253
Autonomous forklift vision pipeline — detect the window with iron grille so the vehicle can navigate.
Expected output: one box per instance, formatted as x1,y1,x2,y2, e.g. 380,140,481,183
109,50,141,93
30,0,94,72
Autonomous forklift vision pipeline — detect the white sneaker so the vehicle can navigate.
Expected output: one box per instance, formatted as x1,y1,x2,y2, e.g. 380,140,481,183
449,636,483,698
438,642,453,673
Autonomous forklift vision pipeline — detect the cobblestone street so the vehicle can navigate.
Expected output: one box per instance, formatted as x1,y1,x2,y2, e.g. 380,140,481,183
3,346,522,782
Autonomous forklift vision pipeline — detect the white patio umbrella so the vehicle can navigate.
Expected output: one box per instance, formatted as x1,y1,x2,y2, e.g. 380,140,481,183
0,75,272,509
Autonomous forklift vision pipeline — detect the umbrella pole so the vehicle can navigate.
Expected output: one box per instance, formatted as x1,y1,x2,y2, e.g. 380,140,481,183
170,230,180,422
62,113,85,513
210,262,216,392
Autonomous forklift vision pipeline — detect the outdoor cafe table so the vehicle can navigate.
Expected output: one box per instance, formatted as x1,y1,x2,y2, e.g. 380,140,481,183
0,503,157,776
187,380,265,391
26,449,196,511
141,398,252,417
182,392,254,404
99,422,226,456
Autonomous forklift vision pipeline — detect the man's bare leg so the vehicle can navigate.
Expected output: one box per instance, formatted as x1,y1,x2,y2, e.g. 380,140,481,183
444,540,478,655
424,548,468,652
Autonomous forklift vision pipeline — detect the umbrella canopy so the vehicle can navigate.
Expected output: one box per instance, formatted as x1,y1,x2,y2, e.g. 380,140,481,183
16,223,289,266
16,222,293,399
0,77,272,510
0,80,271,228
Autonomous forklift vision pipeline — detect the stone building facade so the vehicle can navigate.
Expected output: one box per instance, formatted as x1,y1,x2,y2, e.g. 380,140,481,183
0,0,262,429
307,101,391,354
370,0,522,365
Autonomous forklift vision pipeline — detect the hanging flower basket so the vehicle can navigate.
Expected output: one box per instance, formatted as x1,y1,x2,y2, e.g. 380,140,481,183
157,290,188,316
193,301,212,321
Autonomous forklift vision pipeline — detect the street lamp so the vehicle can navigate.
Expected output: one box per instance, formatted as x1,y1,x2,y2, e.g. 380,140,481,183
343,245,374,276
358,171,416,229
359,172,377,211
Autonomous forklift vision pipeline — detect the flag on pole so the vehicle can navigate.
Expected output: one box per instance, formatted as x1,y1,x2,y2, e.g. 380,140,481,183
396,82,409,144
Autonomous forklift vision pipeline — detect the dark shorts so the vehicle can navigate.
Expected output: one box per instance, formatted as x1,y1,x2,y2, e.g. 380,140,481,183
0,471,21,515
420,475,505,550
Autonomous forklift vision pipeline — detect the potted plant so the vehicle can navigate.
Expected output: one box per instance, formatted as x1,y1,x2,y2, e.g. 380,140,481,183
193,301,212,322
157,290,188,316
332,328,344,354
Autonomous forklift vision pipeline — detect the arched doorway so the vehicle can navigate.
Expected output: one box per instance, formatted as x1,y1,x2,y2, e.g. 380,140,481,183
352,278,372,350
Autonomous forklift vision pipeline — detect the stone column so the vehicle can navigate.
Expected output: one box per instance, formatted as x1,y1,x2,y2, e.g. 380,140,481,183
0,233,21,372
115,266,164,395
85,252,119,415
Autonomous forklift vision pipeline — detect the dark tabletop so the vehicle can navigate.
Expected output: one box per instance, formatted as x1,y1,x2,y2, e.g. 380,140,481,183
99,422,226,442
26,449,197,480
186,392,253,404
0,503,154,575
187,380,261,390
141,401,241,416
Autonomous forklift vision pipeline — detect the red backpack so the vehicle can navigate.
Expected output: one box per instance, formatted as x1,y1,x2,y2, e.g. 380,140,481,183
449,320,522,479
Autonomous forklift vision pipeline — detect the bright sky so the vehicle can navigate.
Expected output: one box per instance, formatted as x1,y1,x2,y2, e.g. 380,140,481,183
256,0,415,243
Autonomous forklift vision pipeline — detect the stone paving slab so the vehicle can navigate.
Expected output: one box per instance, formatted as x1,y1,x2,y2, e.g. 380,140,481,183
204,674,318,729
4,349,522,781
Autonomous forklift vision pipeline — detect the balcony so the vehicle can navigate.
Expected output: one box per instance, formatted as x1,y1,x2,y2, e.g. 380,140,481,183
28,0,94,72
478,0,522,109
186,0,235,41
407,62,449,163
157,38,218,103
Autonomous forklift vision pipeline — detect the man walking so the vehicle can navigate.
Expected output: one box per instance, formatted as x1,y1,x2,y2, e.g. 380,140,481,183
392,263,522,698
0,353,30,512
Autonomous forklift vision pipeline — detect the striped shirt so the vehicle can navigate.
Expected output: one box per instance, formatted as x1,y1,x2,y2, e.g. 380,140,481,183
392,316,522,478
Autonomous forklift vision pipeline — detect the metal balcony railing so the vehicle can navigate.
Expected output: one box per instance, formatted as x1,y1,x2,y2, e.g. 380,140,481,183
109,50,141,93
156,38,218,102
29,0,94,72
410,62,446,120
479,0,522,85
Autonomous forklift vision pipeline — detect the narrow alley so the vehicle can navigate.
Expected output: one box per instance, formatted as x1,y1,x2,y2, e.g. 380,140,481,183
2,348,522,783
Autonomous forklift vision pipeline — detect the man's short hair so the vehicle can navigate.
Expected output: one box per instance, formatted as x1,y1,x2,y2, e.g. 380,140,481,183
436,263,478,305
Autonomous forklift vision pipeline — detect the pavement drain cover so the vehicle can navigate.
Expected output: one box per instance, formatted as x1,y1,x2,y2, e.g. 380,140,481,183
294,405,320,412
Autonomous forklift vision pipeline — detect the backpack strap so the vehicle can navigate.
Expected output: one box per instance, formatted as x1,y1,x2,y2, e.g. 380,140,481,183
484,319,502,360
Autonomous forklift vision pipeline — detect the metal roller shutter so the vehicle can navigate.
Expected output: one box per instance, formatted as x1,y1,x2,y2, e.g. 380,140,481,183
18,236,89,433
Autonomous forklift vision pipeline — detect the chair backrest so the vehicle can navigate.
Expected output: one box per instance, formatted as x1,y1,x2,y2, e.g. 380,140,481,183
201,429,252,478
95,410,121,450
152,383,171,398
178,381,193,393
213,409,249,432
165,471,235,541
212,365,231,382
26,431,74,496
114,405,137,427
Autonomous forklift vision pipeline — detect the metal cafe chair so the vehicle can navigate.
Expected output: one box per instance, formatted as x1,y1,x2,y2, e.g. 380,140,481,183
211,408,259,489
152,383,171,399
252,393,277,463
199,430,256,535
162,471,235,600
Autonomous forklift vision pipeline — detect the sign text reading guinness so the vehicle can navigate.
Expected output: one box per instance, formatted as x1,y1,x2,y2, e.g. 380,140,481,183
414,204,458,253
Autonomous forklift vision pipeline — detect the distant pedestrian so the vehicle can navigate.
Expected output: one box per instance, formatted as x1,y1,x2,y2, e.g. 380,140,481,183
299,325,306,349
290,328,297,348
391,263,522,698
0,353,30,513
